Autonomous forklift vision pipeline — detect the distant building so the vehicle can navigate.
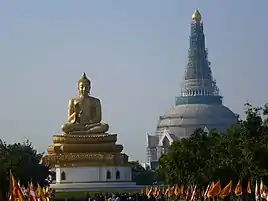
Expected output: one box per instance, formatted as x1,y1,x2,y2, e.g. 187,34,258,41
140,162,150,170
147,9,238,168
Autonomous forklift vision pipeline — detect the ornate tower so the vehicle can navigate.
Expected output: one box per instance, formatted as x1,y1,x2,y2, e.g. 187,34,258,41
146,9,238,168
176,9,221,105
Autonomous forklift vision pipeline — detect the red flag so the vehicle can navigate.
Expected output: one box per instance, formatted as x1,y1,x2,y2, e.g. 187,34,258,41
10,172,25,201
29,182,37,201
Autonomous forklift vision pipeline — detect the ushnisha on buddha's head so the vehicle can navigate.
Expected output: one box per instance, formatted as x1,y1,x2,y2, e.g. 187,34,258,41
78,72,91,97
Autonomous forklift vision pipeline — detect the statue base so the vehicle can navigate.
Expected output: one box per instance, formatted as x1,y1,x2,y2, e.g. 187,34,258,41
50,165,137,192
42,131,137,191
50,181,138,192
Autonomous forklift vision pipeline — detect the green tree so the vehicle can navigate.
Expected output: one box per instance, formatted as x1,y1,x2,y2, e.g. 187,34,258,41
130,161,157,185
158,103,268,187
0,140,49,201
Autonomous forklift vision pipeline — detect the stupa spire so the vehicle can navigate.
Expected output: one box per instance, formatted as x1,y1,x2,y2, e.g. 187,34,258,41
176,9,221,105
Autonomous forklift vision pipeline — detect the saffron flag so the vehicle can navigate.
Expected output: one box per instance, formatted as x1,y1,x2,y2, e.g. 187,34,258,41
37,184,46,201
247,178,252,194
168,185,174,198
146,186,152,197
161,186,165,195
145,186,149,196
165,186,169,196
208,181,221,198
153,186,159,198
180,184,185,198
29,182,37,201
235,180,242,196
10,172,25,201
255,180,260,201
260,179,268,200
174,184,180,196
219,180,232,199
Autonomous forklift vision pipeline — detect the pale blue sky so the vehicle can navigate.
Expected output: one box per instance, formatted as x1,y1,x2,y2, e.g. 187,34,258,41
0,1,267,162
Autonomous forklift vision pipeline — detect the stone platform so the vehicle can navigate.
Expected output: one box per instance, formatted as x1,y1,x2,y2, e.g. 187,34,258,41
50,166,135,192
50,181,139,192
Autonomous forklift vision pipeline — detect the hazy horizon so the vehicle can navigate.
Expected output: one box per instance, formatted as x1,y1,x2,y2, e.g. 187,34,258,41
0,1,267,162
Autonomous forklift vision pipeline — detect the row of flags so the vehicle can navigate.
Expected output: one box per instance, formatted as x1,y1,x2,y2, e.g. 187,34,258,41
143,179,268,201
9,172,53,201
8,172,268,201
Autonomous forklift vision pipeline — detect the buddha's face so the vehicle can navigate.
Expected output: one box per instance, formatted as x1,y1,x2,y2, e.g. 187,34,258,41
78,81,90,96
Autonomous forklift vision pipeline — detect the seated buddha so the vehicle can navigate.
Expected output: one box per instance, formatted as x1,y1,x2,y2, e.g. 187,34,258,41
61,73,109,134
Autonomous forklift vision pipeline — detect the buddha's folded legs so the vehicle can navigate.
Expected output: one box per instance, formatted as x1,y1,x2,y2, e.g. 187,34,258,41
61,122,109,134
86,123,109,134
61,123,86,134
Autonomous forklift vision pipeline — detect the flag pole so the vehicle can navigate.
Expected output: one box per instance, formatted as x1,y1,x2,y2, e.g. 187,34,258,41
9,169,12,201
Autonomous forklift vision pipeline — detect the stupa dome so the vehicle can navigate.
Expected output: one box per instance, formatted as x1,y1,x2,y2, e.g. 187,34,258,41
156,103,237,139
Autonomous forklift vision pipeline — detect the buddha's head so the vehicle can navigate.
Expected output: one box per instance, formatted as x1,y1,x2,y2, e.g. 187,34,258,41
78,72,91,97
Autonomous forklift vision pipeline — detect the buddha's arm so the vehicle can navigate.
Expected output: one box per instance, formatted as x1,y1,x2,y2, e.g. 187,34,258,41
93,99,102,123
67,99,76,123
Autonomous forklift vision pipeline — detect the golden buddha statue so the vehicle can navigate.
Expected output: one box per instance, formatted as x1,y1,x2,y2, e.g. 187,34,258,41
61,73,109,134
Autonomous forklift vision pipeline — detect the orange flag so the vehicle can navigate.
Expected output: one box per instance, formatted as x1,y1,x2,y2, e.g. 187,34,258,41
37,184,46,201
208,181,215,193
235,180,243,196
208,181,221,198
219,180,232,199
174,184,180,196
165,186,169,196
146,186,152,197
161,186,165,195
247,179,252,194
153,186,160,197
168,185,175,198
211,181,215,188
10,172,25,201
145,186,149,195
29,182,37,201
180,184,184,196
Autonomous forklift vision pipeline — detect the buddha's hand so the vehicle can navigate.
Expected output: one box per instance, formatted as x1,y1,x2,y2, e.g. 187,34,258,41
88,120,94,124
74,104,81,112
77,111,84,119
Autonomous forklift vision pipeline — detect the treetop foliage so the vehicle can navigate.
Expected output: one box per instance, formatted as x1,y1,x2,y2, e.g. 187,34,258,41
158,103,268,187
130,161,157,185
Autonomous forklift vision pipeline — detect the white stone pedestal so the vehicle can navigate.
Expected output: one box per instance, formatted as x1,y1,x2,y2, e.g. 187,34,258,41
50,182,139,192
50,166,138,192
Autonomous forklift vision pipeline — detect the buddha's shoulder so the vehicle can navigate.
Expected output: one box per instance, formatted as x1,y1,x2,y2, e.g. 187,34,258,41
68,98,78,104
88,96,100,103
68,96,100,104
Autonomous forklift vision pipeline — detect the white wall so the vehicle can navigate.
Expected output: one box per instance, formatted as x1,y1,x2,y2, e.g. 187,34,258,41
55,166,132,184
